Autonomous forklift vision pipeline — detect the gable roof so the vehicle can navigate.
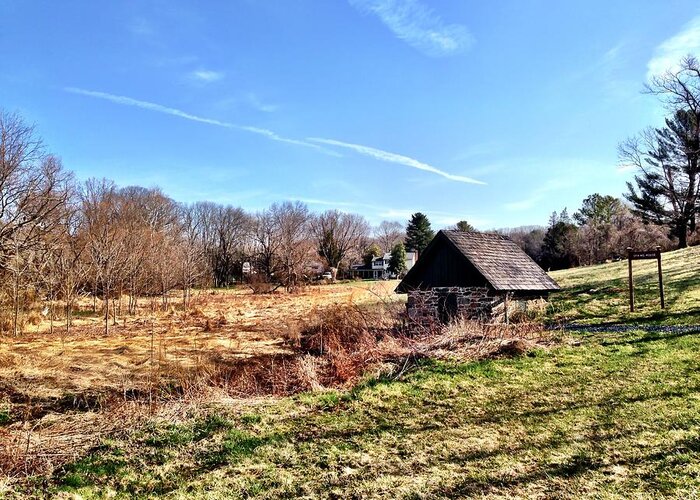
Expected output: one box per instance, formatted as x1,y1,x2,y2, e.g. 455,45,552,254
397,230,560,292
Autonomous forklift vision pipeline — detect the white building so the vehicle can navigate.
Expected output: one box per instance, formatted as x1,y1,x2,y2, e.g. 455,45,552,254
352,251,417,279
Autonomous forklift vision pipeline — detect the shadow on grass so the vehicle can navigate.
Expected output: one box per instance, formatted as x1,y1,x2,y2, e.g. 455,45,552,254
600,329,700,346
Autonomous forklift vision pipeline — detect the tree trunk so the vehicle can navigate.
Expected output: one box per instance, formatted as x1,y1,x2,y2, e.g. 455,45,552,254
12,271,19,337
678,220,689,249
112,296,118,326
65,299,72,334
49,287,54,336
104,285,109,336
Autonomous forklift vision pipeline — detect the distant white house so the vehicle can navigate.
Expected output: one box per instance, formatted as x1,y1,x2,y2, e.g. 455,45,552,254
351,251,417,279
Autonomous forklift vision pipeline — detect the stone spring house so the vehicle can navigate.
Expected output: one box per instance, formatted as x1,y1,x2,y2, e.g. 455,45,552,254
351,251,417,280
395,230,560,325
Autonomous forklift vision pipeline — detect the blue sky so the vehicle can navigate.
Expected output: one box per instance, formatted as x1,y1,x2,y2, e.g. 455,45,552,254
2,1,699,229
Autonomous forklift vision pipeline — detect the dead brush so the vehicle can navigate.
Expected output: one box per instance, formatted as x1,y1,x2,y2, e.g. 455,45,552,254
403,317,553,361
298,303,397,385
200,353,318,396
200,311,227,332
184,302,402,397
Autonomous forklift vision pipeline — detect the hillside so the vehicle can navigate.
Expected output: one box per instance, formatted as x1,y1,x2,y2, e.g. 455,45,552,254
549,245,700,325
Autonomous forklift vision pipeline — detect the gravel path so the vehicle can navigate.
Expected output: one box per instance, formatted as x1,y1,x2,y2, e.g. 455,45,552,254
557,324,700,334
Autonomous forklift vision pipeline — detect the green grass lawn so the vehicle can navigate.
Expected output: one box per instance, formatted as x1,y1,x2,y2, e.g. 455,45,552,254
21,327,700,499
549,245,700,325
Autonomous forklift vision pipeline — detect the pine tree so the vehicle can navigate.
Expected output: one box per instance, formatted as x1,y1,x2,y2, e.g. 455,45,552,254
388,242,407,276
541,219,579,270
621,56,700,248
363,243,382,267
405,213,434,254
453,220,476,232
623,109,700,248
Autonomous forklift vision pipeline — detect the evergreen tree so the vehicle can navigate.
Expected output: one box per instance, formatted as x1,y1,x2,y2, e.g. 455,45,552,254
540,217,579,271
621,57,700,248
362,243,382,267
452,220,476,232
623,109,700,248
405,212,434,254
388,242,407,276
574,194,623,226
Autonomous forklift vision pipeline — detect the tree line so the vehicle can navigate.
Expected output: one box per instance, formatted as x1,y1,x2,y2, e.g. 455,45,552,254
502,195,672,271
1,110,422,335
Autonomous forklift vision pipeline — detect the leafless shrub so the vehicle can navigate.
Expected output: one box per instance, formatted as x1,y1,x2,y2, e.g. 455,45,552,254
403,317,553,361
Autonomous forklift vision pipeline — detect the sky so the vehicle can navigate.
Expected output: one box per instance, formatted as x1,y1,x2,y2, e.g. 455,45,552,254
2,1,700,230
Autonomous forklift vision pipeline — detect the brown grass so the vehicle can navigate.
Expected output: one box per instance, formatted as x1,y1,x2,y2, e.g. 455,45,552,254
0,281,555,482
0,282,402,479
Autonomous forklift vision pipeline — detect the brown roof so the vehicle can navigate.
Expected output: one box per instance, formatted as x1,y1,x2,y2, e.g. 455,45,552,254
398,230,560,292
442,230,559,291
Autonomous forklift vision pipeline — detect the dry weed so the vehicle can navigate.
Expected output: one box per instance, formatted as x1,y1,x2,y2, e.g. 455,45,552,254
0,282,560,484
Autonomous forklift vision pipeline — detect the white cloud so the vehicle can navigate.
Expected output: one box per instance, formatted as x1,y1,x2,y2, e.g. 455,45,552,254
289,197,489,228
247,93,278,113
64,87,334,154
215,93,279,113
349,0,473,57
308,137,485,185
129,17,156,38
616,163,637,174
647,16,700,79
190,69,224,83
65,88,482,185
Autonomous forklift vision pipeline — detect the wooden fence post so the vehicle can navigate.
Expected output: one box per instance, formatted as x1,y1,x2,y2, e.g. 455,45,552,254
627,247,634,313
657,246,665,309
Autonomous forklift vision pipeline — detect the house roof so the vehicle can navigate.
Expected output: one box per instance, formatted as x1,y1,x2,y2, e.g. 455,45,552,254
397,230,560,293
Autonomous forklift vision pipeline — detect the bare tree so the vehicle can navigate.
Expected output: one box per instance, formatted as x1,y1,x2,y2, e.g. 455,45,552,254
177,203,207,311
373,221,405,253
191,202,251,287
81,179,129,335
272,201,313,290
312,210,370,278
48,204,87,335
0,112,72,334
623,55,700,248
646,55,700,115
252,208,282,280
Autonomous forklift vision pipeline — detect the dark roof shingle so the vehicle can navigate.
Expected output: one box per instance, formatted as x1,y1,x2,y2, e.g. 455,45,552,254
440,230,559,291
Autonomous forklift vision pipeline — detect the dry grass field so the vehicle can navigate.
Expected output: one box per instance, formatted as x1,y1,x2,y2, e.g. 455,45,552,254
1,281,399,398
0,281,404,483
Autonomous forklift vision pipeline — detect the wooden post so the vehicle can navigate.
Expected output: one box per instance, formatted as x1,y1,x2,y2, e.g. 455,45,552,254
657,246,665,309
627,247,634,312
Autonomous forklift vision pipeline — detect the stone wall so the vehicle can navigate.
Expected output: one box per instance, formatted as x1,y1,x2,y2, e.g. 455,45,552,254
406,287,505,329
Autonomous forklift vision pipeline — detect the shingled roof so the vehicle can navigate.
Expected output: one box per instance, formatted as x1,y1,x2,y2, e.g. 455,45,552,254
396,230,560,293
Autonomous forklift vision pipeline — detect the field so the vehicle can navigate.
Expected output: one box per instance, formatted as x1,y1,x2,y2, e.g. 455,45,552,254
33,328,700,498
0,281,404,490
0,282,400,399
3,248,700,498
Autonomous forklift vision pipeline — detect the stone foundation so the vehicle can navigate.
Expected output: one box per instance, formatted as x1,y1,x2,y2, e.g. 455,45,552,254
406,287,505,329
